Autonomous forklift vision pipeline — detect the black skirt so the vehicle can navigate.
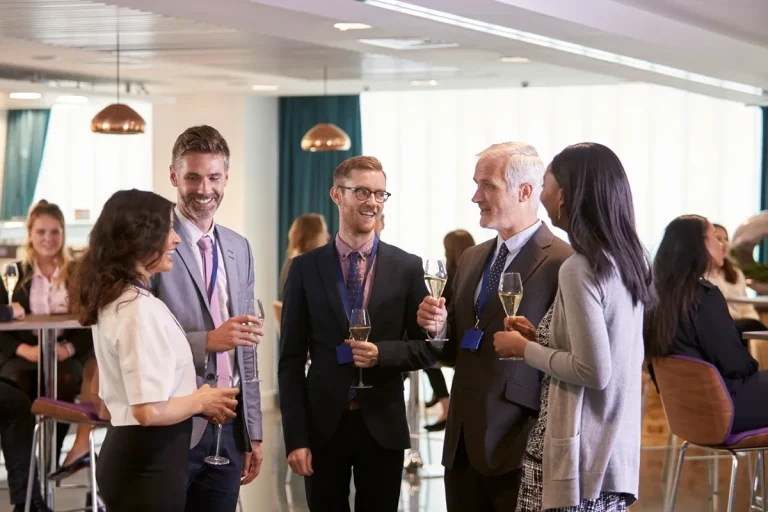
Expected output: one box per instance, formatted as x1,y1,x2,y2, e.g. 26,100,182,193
97,419,192,512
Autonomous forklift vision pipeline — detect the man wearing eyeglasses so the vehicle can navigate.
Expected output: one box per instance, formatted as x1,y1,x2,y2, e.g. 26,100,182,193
279,156,436,511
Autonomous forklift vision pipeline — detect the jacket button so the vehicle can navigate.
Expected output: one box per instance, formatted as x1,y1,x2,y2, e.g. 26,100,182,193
206,373,215,381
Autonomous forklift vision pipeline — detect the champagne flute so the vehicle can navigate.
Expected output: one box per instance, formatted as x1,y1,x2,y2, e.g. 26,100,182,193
3,262,18,305
241,297,264,384
498,272,524,361
349,308,372,390
204,374,234,466
423,259,448,343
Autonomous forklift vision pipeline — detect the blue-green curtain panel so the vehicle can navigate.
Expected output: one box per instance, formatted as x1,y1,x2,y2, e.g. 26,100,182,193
1,109,51,220
760,107,768,263
278,95,362,266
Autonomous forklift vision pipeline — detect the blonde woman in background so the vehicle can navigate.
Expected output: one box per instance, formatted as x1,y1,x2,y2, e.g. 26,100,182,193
278,214,330,299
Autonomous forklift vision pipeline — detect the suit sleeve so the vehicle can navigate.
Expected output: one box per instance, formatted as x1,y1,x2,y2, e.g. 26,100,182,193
241,239,263,442
694,287,758,380
278,257,311,455
375,256,437,371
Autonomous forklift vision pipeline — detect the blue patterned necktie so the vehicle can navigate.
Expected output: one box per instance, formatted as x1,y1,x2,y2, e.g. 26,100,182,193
346,251,362,313
474,242,510,319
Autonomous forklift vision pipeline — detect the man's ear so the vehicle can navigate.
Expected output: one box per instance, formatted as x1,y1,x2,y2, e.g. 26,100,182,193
519,183,534,202
330,186,341,206
170,166,179,187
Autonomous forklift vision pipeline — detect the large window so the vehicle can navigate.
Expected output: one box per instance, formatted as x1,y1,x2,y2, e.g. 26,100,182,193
32,100,153,223
361,84,762,259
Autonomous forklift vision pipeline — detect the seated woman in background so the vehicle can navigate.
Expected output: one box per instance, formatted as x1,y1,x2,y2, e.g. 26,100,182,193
0,200,93,460
645,215,768,434
278,213,330,299
706,223,767,338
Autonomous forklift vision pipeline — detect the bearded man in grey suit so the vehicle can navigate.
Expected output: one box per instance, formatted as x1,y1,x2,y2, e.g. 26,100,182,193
150,125,264,512
418,142,573,512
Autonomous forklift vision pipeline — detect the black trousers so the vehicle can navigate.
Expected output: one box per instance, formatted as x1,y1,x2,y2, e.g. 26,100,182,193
424,367,449,399
185,421,244,512
0,379,38,505
732,370,768,433
97,419,192,512
444,431,521,512
305,411,404,512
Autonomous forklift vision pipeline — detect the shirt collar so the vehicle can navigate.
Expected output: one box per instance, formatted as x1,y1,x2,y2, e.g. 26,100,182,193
175,205,216,244
335,232,376,260
33,264,60,281
496,220,542,257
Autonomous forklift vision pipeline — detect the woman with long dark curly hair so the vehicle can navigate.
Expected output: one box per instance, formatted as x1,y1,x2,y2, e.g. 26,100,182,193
70,189,239,512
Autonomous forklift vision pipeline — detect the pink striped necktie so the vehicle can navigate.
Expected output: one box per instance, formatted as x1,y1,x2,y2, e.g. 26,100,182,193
197,235,231,384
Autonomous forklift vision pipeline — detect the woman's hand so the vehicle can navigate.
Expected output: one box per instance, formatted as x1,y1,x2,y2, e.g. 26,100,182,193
10,303,24,320
56,343,74,361
196,384,239,424
504,315,536,341
493,330,529,359
16,343,38,362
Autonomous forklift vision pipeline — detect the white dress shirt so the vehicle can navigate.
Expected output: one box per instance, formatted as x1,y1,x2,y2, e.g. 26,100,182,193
94,288,197,426
474,220,542,302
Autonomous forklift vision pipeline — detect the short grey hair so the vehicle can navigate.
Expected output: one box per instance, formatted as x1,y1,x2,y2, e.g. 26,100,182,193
477,142,544,207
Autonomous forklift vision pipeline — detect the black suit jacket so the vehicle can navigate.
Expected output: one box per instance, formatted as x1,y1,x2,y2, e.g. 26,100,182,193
0,261,93,366
437,224,573,475
278,239,435,456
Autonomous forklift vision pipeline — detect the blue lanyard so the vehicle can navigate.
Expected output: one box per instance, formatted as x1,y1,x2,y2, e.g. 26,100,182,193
334,235,379,320
206,235,219,301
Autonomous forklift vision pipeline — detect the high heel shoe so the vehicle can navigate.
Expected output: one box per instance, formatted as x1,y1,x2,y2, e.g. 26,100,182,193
424,419,447,432
49,452,91,482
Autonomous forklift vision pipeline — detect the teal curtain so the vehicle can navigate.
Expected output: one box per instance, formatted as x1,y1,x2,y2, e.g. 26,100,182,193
278,95,362,266
1,109,51,219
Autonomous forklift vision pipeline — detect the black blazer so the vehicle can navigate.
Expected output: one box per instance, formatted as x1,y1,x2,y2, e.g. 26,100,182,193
278,239,435,456
0,261,93,365
437,224,573,475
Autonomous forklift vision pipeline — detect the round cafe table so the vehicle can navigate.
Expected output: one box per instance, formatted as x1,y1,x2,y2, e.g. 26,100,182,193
0,314,87,507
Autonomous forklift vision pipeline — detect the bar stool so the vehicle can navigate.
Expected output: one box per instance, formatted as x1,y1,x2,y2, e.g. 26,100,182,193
25,398,109,512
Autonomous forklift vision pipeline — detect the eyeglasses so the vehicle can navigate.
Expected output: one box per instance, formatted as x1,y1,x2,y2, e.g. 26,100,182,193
337,186,392,203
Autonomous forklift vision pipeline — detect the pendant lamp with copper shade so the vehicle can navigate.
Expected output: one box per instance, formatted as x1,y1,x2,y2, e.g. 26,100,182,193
91,8,146,135
300,67,351,152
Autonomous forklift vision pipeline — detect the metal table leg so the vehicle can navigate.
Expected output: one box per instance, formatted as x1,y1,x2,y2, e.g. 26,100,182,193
403,371,443,479
37,328,57,507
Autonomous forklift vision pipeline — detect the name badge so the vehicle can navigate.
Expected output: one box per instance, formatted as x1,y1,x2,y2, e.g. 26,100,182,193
336,343,354,364
460,328,483,352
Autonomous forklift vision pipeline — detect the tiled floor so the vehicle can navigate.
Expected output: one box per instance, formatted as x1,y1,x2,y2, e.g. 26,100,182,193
1,380,763,511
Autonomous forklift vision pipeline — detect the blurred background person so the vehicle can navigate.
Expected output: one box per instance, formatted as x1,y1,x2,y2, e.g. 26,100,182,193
0,200,93,462
375,213,385,236
706,223,767,338
424,229,475,432
278,213,330,300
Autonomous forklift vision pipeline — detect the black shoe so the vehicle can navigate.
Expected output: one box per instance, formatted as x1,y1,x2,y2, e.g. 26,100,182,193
425,395,439,408
49,452,91,482
424,419,447,432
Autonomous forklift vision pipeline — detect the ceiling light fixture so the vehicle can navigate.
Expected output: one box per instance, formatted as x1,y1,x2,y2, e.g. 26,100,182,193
9,92,42,100
501,56,529,63
300,67,352,152
357,0,764,97
91,7,146,134
251,85,279,91
334,22,371,31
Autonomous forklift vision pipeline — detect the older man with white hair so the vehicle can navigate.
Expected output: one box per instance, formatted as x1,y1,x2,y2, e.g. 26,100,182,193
417,142,573,511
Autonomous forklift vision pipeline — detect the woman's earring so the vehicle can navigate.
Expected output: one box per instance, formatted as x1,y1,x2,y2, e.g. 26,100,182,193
557,208,561,222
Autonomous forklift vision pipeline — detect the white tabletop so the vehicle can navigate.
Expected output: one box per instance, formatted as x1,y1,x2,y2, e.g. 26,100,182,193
743,330,768,341
726,296,768,306
0,314,84,331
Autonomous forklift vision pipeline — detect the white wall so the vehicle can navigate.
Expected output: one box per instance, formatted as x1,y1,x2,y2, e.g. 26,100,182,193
0,108,7,201
152,94,280,409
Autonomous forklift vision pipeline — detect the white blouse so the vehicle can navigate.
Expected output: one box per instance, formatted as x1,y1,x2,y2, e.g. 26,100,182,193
707,269,760,321
93,287,197,426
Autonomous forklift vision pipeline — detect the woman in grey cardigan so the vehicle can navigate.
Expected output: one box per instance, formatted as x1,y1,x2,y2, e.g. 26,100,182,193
493,143,654,511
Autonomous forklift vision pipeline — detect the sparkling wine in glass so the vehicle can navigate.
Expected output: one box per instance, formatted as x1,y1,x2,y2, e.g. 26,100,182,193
3,263,18,305
349,308,372,390
423,259,448,343
498,272,524,361
204,375,234,466
241,297,264,384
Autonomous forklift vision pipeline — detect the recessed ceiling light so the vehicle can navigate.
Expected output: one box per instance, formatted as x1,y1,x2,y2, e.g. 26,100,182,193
31,55,57,61
501,57,529,63
251,85,279,91
410,80,438,86
56,95,88,104
359,37,458,50
334,22,371,31
9,92,42,100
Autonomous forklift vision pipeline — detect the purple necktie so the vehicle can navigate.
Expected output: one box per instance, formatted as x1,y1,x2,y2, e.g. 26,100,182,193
197,236,231,383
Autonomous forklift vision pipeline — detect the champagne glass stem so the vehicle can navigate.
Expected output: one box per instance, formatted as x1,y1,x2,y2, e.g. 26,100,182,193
214,424,223,457
7,292,10,304
358,367,364,387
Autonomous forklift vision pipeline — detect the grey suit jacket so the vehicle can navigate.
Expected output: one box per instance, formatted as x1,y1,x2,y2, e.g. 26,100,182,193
438,224,573,475
150,213,262,451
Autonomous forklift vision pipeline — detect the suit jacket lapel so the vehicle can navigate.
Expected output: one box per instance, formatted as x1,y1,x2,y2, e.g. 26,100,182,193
478,225,551,331
316,242,348,332
215,227,239,316
459,240,495,329
367,242,391,325
173,212,213,319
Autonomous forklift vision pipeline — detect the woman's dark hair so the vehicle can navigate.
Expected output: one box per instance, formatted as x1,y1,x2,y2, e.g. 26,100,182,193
550,142,653,306
644,215,710,358
70,189,174,326
444,230,476,274
712,223,738,284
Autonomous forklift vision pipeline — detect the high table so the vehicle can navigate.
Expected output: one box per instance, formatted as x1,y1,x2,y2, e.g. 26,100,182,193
0,314,86,506
743,330,768,341
727,296,768,306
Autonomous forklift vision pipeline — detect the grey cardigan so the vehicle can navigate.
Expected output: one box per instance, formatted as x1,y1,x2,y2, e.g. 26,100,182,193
525,254,644,510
